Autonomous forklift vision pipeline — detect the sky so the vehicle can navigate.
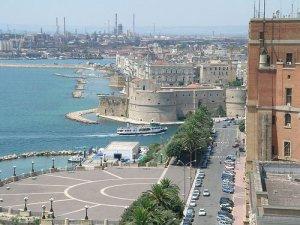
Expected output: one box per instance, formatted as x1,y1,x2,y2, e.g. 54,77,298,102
0,0,299,34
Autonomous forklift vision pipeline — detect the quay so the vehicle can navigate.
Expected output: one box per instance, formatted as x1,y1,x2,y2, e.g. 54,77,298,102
0,63,90,69
97,114,184,125
66,108,99,124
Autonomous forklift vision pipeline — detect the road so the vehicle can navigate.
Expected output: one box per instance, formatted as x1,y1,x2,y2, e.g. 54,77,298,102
191,120,239,225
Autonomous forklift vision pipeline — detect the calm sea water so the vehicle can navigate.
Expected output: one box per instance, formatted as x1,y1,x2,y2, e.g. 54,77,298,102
0,59,178,178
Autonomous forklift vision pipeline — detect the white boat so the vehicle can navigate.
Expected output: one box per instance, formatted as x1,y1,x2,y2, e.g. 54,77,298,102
68,155,83,163
117,123,167,135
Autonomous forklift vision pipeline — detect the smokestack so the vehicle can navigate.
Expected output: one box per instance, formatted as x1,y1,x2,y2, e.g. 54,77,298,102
56,17,59,34
63,17,66,36
115,13,118,35
133,14,135,34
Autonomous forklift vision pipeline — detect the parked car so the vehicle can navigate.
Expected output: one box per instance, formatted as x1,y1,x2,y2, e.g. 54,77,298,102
192,193,200,200
220,197,234,205
222,187,235,194
195,181,202,187
198,208,207,216
189,199,197,207
203,189,210,196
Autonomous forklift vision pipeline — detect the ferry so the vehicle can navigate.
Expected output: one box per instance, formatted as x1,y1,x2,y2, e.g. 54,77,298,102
117,123,167,136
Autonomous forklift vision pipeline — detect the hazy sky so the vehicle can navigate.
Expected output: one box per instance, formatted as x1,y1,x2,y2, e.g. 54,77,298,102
0,0,298,29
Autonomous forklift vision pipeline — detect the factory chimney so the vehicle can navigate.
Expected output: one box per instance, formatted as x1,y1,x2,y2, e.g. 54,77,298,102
115,13,118,35
56,17,60,34
133,14,135,35
63,17,66,36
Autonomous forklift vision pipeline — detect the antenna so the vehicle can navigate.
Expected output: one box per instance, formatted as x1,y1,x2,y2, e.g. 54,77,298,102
254,1,256,18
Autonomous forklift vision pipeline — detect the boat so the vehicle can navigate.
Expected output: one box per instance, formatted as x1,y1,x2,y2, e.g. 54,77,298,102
117,123,167,135
68,155,83,163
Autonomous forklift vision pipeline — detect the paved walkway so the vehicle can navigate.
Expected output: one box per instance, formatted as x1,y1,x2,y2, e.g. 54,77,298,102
233,155,246,225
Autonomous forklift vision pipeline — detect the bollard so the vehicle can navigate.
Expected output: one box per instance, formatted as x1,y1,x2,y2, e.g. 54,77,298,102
64,218,69,225
104,219,108,225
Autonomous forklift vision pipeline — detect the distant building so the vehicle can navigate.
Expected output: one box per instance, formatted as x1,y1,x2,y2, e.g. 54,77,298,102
199,61,236,85
248,161,300,225
0,40,13,52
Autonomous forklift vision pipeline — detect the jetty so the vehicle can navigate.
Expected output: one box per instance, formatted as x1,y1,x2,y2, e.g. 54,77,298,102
65,108,99,124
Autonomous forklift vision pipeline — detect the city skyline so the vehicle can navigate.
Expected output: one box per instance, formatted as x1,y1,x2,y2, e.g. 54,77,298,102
0,0,298,34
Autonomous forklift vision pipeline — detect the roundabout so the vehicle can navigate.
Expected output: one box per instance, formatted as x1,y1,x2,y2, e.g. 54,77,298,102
0,167,165,220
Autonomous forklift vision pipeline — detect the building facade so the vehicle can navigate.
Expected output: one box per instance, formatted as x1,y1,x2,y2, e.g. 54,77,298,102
246,18,300,170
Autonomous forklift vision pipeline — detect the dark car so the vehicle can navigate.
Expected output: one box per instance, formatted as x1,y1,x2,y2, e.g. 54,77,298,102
220,197,234,204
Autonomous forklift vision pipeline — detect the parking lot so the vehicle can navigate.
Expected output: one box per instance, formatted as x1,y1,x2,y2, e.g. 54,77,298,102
0,167,165,220
185,120,241,225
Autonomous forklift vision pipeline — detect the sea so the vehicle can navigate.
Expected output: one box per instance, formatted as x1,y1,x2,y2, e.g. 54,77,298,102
0,59,178,179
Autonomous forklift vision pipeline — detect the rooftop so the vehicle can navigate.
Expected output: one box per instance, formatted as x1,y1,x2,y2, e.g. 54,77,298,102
105,141,140,151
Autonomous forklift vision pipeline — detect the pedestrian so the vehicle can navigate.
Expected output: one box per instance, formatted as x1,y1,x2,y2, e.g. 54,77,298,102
219,160,222,164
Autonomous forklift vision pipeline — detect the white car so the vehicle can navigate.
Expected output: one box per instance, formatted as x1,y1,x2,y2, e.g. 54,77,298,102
198,208,206,216
203,189,210,196
189,199,197,207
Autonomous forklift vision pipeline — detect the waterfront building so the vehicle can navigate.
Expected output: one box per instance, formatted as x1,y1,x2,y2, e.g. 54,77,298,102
246,18,300,170
116,55,196,86
102,141,140,161
97,79,246,123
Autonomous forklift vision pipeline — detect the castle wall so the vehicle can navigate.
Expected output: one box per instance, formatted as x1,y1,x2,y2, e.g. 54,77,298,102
98,96,127,117
128,90,177,122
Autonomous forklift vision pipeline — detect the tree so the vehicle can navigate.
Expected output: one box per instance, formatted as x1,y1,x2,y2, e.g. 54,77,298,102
216,105,226,117
239,119,245,132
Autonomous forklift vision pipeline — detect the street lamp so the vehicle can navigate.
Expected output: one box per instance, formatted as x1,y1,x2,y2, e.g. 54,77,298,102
24,197,28,211
84,205,89,220
160,153,163,164
133,154,136,163
79,158,82,167
31,161,34,173
52,158,55,169
177,160,196,202
13,166,16,177
49,197,54,218
41,205,46,219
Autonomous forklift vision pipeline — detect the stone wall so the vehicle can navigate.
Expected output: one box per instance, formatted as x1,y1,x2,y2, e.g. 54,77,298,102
98,96,127,117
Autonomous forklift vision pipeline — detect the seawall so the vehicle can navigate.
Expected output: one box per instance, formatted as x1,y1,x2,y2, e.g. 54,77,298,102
65,108,99,124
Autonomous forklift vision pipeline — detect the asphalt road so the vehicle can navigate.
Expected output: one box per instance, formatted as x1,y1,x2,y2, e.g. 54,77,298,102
191,120,238,225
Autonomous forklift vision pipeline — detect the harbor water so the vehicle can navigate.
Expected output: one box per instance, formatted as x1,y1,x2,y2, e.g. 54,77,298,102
0,59,178,178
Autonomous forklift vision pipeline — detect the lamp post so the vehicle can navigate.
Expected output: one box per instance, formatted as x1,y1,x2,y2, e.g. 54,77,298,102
13,166,16,177
31,161,34,173
24,197,28,211
177,160,196,202
133,154,136,163
160,153,163,164
49,197,54,218
42,205,46,219
84,205,89,220
52,158,55,169
79,158,82,167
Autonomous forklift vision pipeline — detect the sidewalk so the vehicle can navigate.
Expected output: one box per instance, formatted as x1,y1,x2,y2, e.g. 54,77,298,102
233,155,246,225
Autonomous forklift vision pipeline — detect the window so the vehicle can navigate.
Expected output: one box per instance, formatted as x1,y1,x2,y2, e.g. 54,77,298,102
286,88,292,105
286,53,293,65
272,115,276,125
287,75,291,79
284,141,291,157
284,113,291,127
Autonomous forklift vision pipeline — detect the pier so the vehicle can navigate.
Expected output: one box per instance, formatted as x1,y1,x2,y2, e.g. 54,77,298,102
65,108,99,124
